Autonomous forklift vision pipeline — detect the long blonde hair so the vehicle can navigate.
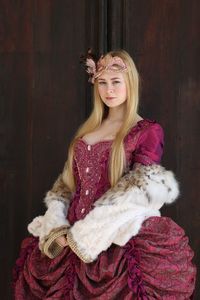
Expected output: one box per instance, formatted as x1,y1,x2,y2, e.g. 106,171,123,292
63,49,140,191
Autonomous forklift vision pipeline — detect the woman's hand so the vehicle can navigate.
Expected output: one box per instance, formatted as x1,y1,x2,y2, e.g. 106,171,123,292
55,235,68,247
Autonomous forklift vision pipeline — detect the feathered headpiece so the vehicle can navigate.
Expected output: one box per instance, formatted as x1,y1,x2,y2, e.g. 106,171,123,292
80,48,128,84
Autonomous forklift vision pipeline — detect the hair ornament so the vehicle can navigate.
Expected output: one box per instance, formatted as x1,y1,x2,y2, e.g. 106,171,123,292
79,48,100,84
95,56,128,81
80,48,128,84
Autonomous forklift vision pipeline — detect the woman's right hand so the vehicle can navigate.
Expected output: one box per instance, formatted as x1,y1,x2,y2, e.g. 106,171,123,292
55,235,68,247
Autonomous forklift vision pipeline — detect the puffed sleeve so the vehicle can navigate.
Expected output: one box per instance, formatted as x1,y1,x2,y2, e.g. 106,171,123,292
133,122,164,165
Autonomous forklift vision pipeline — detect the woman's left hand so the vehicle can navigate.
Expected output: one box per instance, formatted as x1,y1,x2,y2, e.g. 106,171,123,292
55,235,68,247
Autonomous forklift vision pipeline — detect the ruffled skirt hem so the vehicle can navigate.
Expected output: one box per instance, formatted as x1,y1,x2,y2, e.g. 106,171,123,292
12,216,196,300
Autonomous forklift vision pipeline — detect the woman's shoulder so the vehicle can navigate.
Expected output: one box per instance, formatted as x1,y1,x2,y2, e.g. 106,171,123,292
129,117,164,136
125,117,164,157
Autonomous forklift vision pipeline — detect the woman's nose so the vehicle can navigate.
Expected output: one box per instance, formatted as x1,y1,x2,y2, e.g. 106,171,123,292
107,84,114,93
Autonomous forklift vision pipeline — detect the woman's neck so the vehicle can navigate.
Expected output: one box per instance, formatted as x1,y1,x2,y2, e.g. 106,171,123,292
106,105,126,122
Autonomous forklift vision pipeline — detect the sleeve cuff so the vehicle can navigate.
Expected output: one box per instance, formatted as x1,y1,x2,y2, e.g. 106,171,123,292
67,230,93,263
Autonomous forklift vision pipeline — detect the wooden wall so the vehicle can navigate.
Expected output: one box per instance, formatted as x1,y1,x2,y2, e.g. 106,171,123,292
0,1,199,299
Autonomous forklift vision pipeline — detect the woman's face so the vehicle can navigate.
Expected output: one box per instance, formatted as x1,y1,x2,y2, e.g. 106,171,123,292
97,71,127,108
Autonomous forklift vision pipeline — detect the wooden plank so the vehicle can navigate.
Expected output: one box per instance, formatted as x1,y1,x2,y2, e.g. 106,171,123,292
121,1,200,297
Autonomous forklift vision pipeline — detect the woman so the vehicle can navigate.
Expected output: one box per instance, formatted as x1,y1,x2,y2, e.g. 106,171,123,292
13,49,196,299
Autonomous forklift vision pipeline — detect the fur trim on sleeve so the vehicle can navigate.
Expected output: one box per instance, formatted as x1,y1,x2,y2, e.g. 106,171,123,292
44,192,71,209
43,173,72,208
68,163,180,263
95,163,180,209
27,171,72,240
27,200,70,244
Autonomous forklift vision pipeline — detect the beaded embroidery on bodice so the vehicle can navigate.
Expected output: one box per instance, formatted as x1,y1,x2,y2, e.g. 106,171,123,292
68,139,112,223
67,119,155,224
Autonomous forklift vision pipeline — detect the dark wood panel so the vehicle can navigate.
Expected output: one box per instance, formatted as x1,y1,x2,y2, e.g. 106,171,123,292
121,0,200,297
0,50,34,297
0,0,33,52
0,0,199,299
0,1,102,299
176,2,200,297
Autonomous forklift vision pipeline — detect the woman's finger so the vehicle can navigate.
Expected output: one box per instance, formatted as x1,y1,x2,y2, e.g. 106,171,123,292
55,235,68,247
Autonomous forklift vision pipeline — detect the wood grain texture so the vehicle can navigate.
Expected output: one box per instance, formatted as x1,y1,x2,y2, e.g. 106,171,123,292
120,1,200,297
0,1,90,298
0,0,199,299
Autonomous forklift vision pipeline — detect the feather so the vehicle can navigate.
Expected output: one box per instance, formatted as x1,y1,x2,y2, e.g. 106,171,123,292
85,58,96,74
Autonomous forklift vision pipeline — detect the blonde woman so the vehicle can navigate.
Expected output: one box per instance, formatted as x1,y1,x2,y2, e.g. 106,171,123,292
13,49,196,299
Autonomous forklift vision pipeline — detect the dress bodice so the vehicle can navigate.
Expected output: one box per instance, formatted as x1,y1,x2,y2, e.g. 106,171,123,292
67,119,164,224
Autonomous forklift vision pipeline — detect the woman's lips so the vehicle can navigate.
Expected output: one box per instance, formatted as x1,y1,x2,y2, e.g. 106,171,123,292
106,97,116,100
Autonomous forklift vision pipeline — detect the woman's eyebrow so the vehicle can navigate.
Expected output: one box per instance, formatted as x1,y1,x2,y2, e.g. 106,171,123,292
98,77,121,81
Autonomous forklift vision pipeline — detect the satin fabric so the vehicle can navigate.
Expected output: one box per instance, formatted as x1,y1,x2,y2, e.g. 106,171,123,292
13,217,196,299
12,119,196,299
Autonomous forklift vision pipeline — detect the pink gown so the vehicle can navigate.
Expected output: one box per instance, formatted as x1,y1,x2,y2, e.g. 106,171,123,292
13,119,196,299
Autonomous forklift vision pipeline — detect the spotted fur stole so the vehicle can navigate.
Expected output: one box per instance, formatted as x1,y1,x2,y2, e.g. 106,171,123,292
67,163,179,263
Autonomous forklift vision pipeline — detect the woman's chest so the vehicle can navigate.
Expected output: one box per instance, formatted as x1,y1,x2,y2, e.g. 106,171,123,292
73,133,140,180
82,121,123,145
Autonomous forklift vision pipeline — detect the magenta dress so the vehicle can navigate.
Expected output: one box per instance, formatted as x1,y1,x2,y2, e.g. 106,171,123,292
13,119,196,299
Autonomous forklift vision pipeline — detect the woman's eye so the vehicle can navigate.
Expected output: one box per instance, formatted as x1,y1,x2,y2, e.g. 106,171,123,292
98,81,120,85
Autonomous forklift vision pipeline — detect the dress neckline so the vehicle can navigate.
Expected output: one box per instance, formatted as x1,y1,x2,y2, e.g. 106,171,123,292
79,118,152,147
